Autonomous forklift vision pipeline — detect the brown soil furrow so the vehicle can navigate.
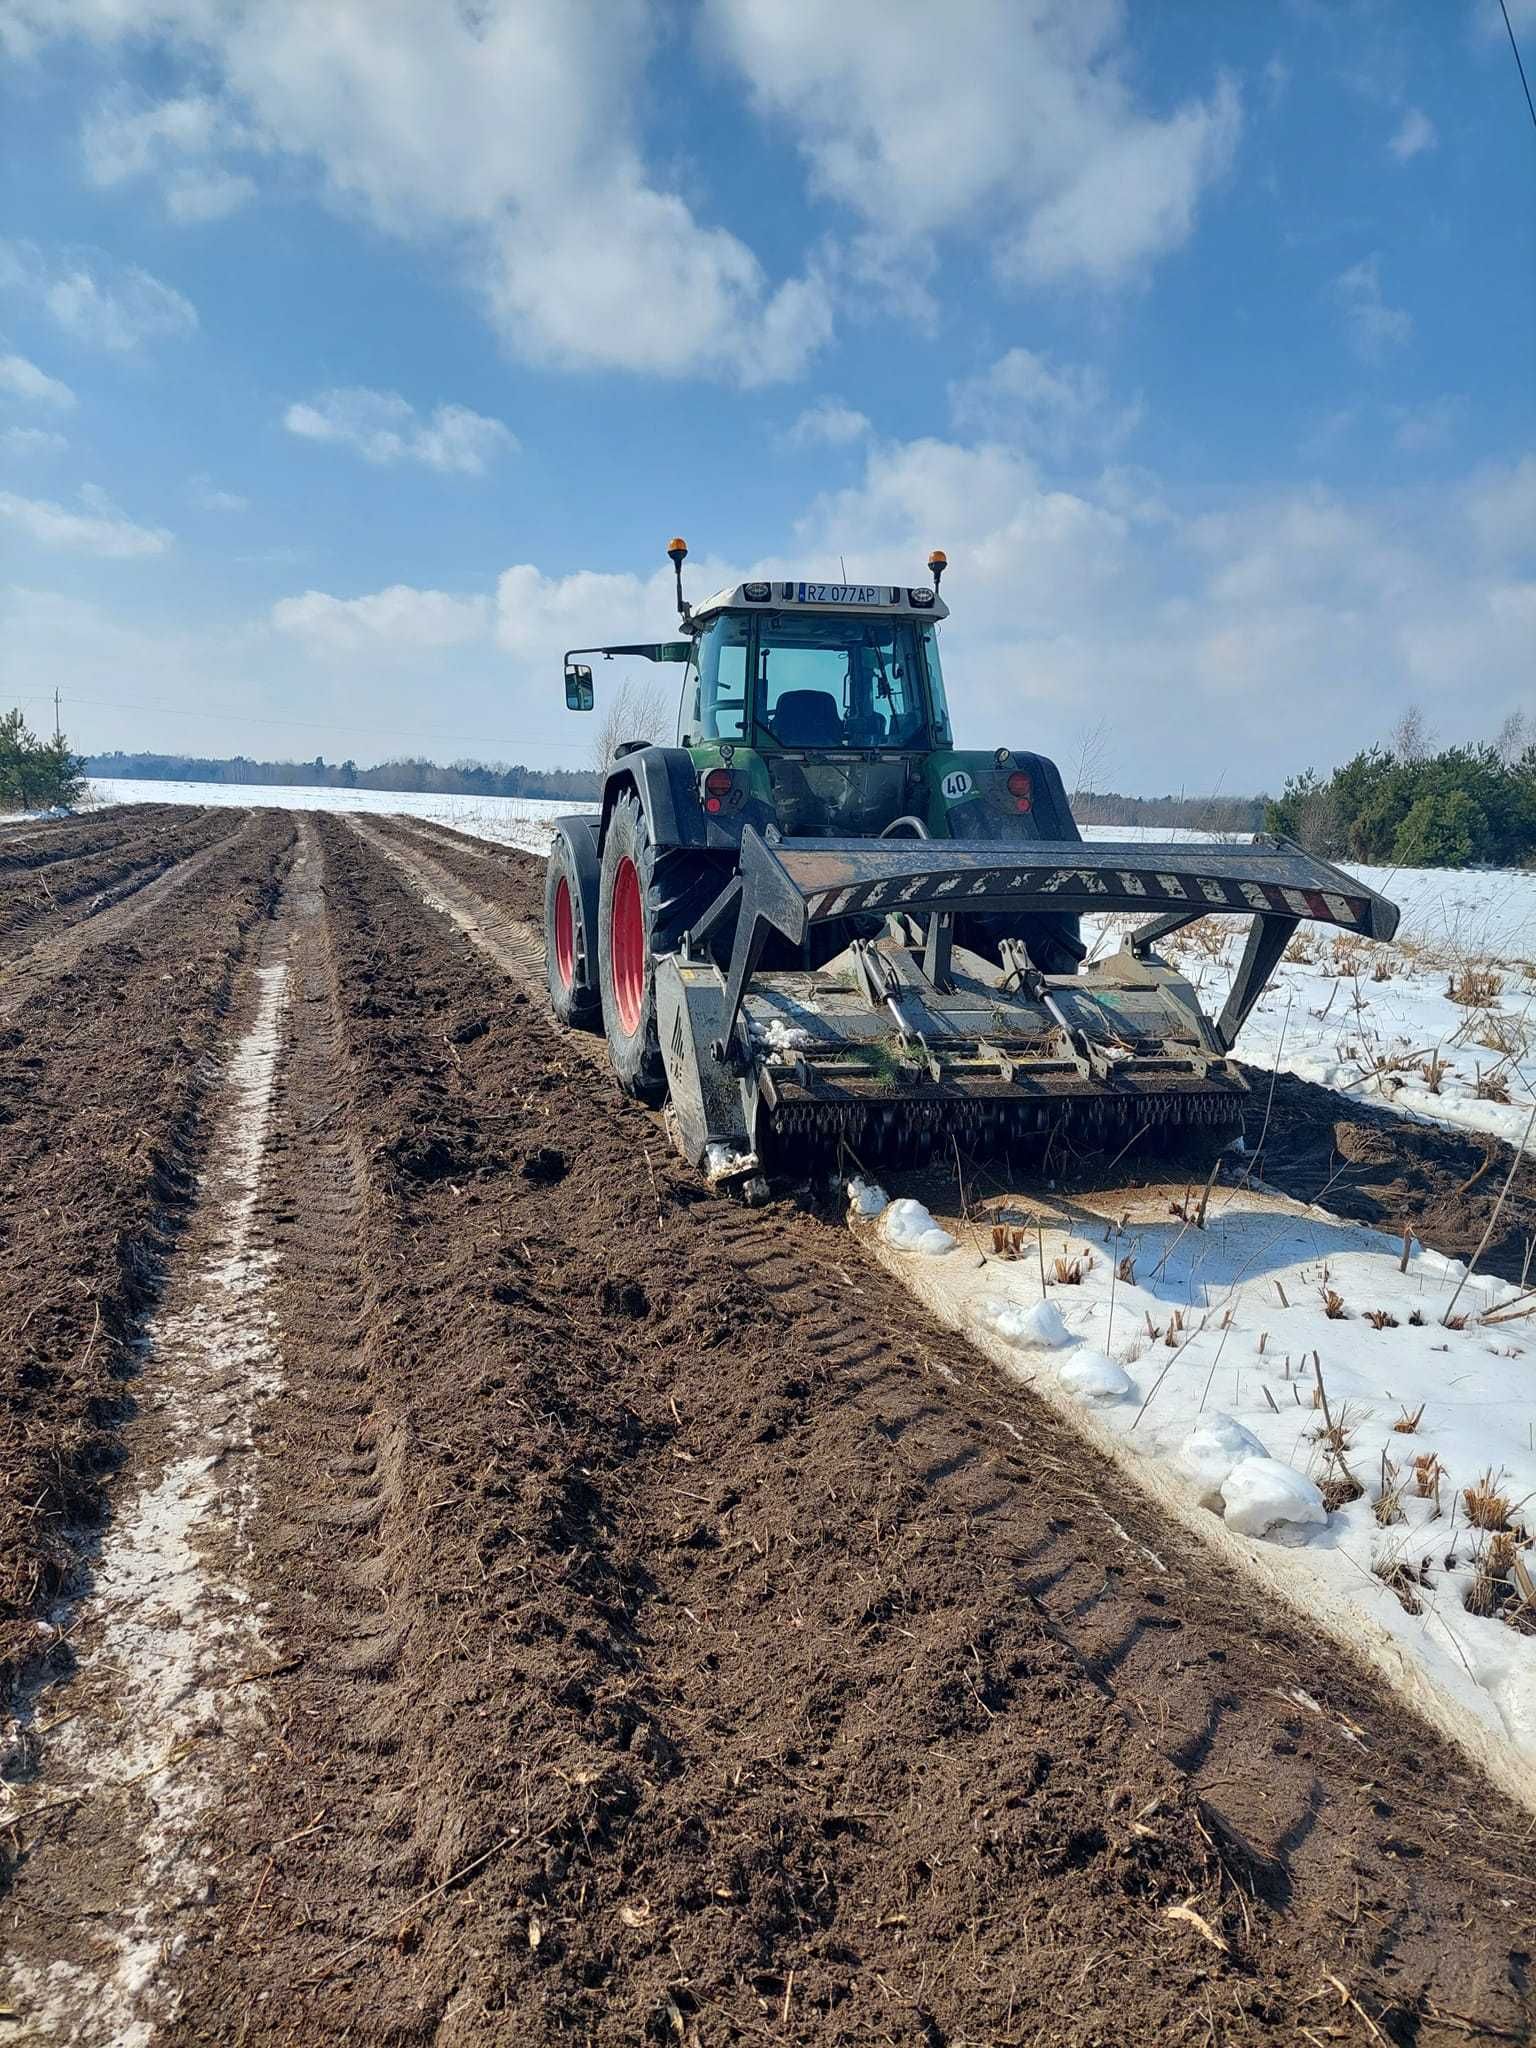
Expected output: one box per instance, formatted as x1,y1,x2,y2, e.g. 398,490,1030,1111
0,813,293,1708
0,809,242,954
157,812,1534,2047
0,812,255,1022
0,805,206,868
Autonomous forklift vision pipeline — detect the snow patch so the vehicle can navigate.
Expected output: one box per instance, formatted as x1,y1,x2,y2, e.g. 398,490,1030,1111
846,1176,889,1218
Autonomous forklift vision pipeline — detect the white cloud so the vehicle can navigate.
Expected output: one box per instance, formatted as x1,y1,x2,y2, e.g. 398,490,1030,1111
0,240,198,351
189,474,248,512
1391,393,1468,453
703,0,1240,289
949,349,1141,457
0,352,76,410
779,433,1535,779
5,1,829,384
789,399,871,448
272,585,490,652
1388,107,1437,162
0,484,171,556
1463,455,1536,559
283,389,517,474
1332,255,1412,363
1,426,68,457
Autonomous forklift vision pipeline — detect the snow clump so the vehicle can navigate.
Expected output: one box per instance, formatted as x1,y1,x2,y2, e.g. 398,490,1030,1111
846,1177,889,1218
978,1297,1073,1349
1178,1414,1270,1508
1221,1457,1326,1541
880,1198,955,1256
1056,1350,1134,1403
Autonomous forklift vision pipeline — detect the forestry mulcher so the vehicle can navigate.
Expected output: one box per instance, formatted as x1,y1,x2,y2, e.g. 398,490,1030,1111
545,541,1397,1190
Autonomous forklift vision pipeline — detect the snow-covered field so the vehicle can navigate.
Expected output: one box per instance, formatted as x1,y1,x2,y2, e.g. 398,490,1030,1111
80,776,575,859
855,1178,1536,1808
51,781,1536,1143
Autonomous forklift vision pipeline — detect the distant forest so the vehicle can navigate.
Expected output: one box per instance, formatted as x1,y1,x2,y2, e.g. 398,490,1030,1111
85,751,602,801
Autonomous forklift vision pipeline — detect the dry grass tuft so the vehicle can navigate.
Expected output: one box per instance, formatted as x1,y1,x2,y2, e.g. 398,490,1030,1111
1321,1287,1348,1320
1392,1401,1425,1433
1407,1308,1426,1327
991,1223,1027,1259
1052,1251,1091,1286
1411,1453,1442,1504
1463,1468,1511,1531
1364,1308,1398,1330
1374,1455,1406,1527
1448,967,1504,1008
1473,1066,1512,1105
1419,1052,1449,1093
1116,1252,1136,1285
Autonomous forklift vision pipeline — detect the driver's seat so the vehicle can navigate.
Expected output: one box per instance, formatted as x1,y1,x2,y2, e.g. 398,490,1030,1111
770,690,843,748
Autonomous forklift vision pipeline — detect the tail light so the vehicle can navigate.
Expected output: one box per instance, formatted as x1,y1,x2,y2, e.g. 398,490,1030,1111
703,765,734,814
1006,768,1032,813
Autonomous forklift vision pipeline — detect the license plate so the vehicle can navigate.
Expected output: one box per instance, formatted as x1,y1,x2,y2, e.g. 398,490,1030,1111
797,582,889,604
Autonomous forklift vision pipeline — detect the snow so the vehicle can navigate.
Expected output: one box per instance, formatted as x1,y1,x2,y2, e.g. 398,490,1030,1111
1078,829,1536,1150
846,1176,889,1218
878,1197,956,1256
859,1179,1536,1809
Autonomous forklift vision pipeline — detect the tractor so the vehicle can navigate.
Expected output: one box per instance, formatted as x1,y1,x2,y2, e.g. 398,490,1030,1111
544,541,1397,1189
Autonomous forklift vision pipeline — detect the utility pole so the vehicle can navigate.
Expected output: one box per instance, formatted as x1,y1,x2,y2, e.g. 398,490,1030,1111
53,688,61,743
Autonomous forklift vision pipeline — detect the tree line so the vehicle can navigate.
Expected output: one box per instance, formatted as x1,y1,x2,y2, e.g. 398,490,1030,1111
1,709,86,811
84,750,601,801
1264,710,1536,871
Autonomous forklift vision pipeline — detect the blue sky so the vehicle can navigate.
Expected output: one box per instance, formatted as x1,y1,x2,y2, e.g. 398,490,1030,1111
0,0,1532,791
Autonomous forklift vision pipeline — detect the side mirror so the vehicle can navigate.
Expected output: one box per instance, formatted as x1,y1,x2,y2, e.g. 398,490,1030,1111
564,661,594,712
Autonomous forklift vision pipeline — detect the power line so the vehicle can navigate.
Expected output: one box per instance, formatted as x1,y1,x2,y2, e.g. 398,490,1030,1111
1501,0,1536,132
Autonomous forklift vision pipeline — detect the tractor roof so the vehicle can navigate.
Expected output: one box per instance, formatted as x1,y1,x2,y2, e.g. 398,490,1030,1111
691,578,949,625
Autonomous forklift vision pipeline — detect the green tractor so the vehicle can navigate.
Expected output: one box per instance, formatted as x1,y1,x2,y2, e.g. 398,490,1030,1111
546,540,1396,1187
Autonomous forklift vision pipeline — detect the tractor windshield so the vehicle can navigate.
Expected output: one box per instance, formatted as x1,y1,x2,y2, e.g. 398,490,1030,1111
685,609,950,750
755,613,938,749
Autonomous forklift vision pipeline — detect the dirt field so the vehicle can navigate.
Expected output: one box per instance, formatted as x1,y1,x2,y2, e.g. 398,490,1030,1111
1,807,1533,2047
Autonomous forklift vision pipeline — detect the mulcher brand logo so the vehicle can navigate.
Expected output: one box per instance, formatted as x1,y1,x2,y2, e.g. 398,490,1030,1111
670,1007,686,1077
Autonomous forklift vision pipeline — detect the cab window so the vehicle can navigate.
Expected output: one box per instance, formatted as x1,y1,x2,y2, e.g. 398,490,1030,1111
689,615,748,741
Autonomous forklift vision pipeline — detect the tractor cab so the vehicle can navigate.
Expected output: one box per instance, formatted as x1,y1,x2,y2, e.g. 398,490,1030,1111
677,576,953,838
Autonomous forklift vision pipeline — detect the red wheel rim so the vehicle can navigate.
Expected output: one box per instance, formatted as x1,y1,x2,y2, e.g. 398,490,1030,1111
553,874,575,989
611,856,645,1035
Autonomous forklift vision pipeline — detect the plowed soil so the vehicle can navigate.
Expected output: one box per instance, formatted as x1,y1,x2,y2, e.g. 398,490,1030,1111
1,808,1532,2048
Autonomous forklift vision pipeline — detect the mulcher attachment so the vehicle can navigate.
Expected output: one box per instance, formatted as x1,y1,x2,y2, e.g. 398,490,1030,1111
655,829,1399,1179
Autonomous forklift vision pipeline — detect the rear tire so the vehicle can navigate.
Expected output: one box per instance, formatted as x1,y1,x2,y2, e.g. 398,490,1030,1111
597,791,721,1104
545,832,601,1030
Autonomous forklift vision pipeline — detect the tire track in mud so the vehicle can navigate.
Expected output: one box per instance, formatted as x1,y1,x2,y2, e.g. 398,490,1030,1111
0,825,306,2045
0,812,255,1023
160,813,1534,2047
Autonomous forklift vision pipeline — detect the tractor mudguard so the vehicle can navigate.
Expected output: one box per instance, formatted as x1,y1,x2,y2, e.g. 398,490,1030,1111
599,745,775,855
